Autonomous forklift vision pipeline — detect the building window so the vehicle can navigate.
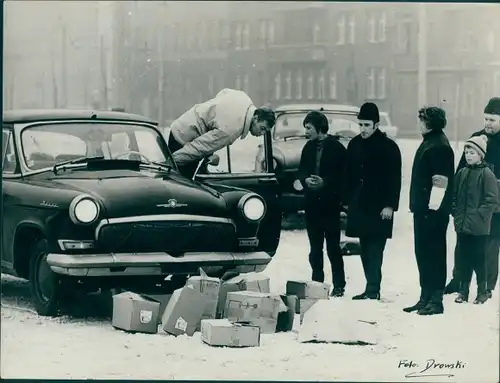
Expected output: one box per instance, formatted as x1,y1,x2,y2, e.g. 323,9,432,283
259,19,267,48
268,21,275,45
296,70,303,100
494,72,500,95
221,21,230,49
317,70,326,100
366,68,376,99
395,21,410,53
242,23,250,50
274,72,281,100
329,72,337,100
243,73,250,94
210,21,219,50
378,12,387,42
348,14,356,44
198,22,206,50
377,68,386,99
487,30,495,53
235,23,242,49
285,71,292,100
337,15,345,45
313,23,321,44
368,13,376,43
307,72,314,100
208,74,215,95
235,75,241,90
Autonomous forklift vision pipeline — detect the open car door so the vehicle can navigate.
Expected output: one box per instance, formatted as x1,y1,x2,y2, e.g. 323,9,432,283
194,132,282,256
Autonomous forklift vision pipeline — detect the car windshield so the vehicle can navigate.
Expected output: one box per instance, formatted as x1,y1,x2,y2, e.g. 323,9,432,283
274,111,360,139
20,122,175,171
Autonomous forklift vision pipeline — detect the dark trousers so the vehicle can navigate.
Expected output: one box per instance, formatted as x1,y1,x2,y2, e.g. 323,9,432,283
167,133,201,179
455,234,487,292
413,212,449,292
305,203,345,289
359,236,387,294
451,235,500,291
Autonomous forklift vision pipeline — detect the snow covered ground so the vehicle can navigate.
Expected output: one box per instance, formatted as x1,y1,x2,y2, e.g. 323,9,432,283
1,138,499,382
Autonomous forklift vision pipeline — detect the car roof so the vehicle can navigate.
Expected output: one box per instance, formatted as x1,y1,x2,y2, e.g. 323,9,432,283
274,103,360,113
2,109,158,125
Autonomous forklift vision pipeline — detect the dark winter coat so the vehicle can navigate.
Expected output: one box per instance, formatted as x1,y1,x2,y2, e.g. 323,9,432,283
298,134,347,209
452,162,499,236
409,129,455,216
343,129,402,239
456,130,500,237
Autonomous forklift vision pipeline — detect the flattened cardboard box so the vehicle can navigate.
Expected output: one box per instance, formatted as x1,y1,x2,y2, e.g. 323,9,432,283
224,291,287,334
161,285,206,336
276,295,297,332
142,293,173,324
286,280,330,299
112,291,160,334
217,272,270,317
201,319,260,348
186,274,221,330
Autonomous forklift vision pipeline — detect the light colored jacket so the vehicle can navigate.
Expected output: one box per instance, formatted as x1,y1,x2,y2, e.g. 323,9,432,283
170,88,256,166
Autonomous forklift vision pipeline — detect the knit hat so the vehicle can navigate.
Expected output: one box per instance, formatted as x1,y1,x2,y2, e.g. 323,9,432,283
465,134,488,158
484,97,500,116
358,102,380,124
418,106,447,130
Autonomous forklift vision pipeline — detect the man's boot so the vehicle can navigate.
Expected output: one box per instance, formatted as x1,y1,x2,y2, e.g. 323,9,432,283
403,289,429,313
454,282,469,303
352,291,380,300
473,283,489,304
444,279,459,294
418,290,444,315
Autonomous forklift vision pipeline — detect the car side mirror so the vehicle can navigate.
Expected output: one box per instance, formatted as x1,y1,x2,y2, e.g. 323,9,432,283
207,154,220,166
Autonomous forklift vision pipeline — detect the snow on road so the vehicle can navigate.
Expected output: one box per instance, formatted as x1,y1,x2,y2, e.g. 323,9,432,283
1,139,499,381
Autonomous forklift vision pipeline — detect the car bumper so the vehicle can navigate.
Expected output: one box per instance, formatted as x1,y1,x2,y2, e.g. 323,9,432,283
46,251,271,277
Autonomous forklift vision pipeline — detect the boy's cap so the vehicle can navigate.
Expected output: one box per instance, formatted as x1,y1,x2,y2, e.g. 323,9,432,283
465,134,488,158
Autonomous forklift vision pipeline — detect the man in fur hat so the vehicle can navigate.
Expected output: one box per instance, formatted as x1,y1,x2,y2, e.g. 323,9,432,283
344,102,402,300
405,106,455,315
445,97,500,298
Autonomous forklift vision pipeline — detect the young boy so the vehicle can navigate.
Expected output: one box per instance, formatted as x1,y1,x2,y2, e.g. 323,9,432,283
452,135,499,304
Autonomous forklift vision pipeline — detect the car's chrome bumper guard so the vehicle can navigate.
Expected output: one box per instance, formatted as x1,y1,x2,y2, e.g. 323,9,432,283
46,251,271,277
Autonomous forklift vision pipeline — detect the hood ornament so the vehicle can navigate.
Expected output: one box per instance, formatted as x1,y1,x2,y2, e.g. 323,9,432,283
157,199,187,208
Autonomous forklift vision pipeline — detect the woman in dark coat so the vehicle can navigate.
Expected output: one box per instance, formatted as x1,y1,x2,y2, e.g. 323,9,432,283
344,102,402,300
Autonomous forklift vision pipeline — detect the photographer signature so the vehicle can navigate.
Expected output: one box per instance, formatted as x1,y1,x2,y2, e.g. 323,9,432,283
398,359,466,378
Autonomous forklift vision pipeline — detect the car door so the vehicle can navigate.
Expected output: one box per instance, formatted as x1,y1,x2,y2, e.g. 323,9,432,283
194,131,282,255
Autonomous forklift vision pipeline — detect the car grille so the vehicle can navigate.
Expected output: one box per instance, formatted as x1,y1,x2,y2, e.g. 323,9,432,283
97,220,237,254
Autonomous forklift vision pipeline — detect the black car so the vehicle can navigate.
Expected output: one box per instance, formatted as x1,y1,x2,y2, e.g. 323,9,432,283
1,109,282,316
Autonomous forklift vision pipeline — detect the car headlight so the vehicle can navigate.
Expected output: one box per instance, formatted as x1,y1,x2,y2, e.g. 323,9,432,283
69,195,100,225
238,194,266,222
293,179,304,191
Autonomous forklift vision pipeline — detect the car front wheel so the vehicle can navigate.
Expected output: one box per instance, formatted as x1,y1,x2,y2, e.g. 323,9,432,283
29,238,72,316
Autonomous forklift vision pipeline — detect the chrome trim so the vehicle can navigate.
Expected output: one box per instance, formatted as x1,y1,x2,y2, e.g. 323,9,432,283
237,193,267,222
68,194,101,225
57,239,95,251
94,214,236,240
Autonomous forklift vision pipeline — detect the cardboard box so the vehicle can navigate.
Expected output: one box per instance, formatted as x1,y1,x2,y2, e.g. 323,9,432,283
216,272,270,317
142,293,172,324
276,295,297,332
201,319,260,348
112,291,160,334
299,299,319,324
186,273,221,330
286,280,330,299
161,285,206,336
224,291,287,334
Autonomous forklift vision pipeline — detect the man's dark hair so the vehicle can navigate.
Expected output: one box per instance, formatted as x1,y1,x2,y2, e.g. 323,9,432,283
254,106,276,128
418,106,447,131
303,110,329,134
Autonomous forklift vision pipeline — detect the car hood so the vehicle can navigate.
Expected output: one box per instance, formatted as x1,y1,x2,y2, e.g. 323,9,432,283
51,170,228,219
272,139,308,170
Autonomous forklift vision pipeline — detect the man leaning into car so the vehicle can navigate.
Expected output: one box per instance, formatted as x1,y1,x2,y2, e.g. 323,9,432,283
167,88,276,178
298,111,348,297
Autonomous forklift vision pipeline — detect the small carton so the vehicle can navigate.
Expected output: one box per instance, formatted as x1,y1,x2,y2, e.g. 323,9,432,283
112,291,160,334
298,299,319,324
201,319,260,348
161,285,206,336
286,280,330,299
141,293,173,324
186,269,221,330
217,272,270,317
223,291,288,334
276,295,297,332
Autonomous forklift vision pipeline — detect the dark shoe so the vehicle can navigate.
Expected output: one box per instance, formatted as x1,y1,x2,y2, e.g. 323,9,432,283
486,289,492,299
330,287,345,298
403,289,430,313
473,293,489,304
454,293,468,303
352,291,380,300
418,302,444,315
444,280,459,295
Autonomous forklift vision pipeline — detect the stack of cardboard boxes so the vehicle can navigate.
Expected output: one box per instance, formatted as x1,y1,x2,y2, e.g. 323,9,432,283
111,271,331,348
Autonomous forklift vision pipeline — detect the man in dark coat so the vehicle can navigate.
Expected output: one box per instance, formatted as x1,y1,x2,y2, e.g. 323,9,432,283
445,97,500,298
404,106,455,315
298,111,348,297
344,102,402,300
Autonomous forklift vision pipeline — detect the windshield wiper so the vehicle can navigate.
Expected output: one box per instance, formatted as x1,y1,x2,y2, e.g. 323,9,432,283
283,135,306,141
138,161,172,172
53,156,105,174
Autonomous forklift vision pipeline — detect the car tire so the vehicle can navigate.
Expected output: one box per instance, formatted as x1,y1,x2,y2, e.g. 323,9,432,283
29,238,71,317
